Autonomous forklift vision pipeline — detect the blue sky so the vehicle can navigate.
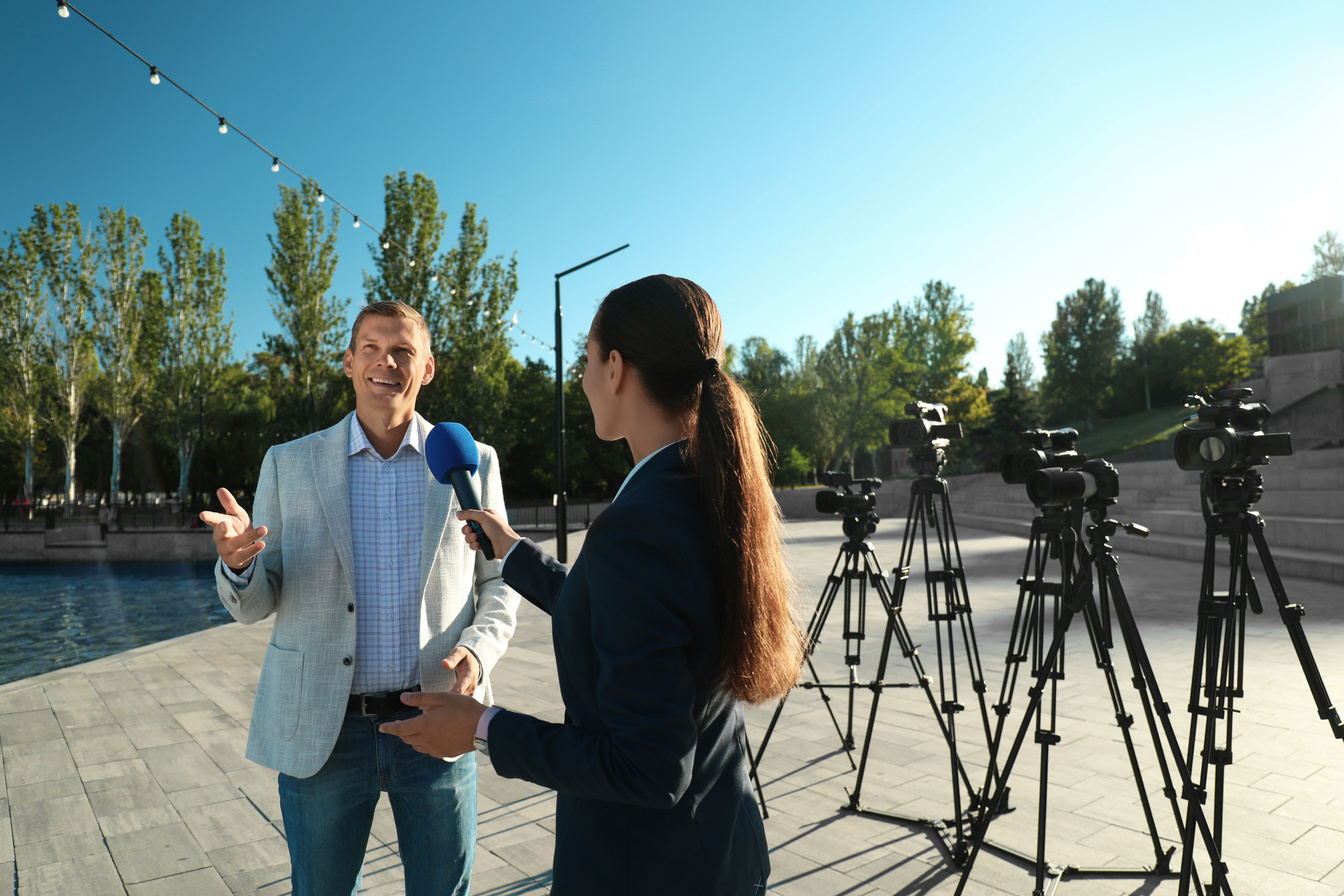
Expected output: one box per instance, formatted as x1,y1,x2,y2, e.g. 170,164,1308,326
4,1,1342,388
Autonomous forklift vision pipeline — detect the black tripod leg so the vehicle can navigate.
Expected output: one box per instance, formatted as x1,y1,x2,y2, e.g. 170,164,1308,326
751,548,853,814
1249,522,1344,739
955,600,1082,896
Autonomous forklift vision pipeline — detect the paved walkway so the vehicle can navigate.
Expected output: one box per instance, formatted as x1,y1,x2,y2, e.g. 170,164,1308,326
2,515,1343,895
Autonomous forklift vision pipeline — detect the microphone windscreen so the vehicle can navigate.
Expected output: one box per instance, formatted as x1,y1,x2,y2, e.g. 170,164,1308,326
425,422,480,484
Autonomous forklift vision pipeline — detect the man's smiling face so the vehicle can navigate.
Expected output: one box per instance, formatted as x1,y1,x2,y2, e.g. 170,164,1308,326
342,313,435,419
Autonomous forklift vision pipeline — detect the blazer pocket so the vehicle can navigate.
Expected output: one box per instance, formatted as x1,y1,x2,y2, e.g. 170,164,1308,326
256,643,305,743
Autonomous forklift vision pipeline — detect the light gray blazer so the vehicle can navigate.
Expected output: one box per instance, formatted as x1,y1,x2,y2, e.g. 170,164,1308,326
215,412,520,778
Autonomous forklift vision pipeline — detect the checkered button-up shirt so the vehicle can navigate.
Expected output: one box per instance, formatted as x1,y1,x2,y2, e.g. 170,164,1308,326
347,419,425,694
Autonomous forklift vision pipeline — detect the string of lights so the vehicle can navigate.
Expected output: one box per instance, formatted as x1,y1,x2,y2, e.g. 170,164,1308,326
52,0,462,291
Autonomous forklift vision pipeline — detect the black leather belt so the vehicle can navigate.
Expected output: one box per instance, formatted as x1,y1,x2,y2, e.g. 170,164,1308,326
348,684,420,717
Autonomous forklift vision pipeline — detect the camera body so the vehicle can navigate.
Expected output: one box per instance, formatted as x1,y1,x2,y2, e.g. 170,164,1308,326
1000,428,1084,484
1173,388,1293,473
815,471,882,516
890,401,964,449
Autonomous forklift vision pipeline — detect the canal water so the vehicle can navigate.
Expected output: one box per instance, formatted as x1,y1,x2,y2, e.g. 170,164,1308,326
0,561,232,685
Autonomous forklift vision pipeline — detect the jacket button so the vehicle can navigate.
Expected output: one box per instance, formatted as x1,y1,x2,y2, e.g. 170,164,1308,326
342,656,352,666
347,603,355,612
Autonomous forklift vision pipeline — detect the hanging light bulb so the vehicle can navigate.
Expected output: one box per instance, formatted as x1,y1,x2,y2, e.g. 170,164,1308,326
381,236,391,250
217,117,227,135
430,272,438,283
149,65,160,85
512,312,520,325
353,216,360,229
316,189,325,203
57,1,69,17
409,258,416,267
271,157,279,173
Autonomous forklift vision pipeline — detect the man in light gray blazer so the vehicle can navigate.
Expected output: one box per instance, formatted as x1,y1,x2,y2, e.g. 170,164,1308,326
201,300,518,896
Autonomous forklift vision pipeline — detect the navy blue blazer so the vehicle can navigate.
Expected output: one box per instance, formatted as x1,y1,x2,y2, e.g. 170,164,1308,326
489,442,769,895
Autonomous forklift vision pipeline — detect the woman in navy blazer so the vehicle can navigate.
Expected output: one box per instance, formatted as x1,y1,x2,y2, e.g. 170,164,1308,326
383,274,803,895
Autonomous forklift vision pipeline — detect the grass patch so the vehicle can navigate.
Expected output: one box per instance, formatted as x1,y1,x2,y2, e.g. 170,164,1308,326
1054,405,1192,460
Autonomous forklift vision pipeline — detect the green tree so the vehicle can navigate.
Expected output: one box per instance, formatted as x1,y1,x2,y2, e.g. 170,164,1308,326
35,203,100,515
971,331,1044,471
429,203,520,451
898,280,988,454
1306,230,1344,281
363,170,446,313
1240,283,1274,364
157,212,233,507
1149,320,1251,403
263,182,349,435
1128,290,1172,412
816,309,911,472
92,207,155,505
1039,278,1126,427
0,224,52,502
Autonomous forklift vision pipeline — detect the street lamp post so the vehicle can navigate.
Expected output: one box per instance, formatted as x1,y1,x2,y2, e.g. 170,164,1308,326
554,243,629,562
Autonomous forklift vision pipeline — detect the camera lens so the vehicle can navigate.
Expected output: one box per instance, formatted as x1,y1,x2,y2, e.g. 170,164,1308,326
1197,436,1227,463
1027,469,1096,506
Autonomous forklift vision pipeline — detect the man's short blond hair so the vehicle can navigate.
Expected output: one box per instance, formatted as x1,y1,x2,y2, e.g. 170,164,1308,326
348,301,432,353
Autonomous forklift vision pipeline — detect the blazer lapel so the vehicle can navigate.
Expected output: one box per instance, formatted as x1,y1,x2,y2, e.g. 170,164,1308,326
314,413,356,586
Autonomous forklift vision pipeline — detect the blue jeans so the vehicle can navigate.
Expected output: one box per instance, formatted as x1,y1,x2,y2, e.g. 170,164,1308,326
278,708,477,896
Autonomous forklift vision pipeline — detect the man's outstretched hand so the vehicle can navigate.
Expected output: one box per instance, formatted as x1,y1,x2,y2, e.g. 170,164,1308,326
200,487,267,573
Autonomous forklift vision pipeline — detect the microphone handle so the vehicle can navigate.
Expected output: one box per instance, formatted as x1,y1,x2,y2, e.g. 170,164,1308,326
447,469,495,560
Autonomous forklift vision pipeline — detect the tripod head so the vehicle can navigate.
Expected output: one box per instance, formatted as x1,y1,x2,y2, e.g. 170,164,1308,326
1200,467,1265,520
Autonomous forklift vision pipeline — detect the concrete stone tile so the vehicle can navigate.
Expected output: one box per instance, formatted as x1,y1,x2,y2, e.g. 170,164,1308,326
467,864,551,894
15,850,123,896
179,797,275,852
97,803,183,838
140,740,230,793
0,709,63,745
0,817,12,863
0,688,52,715
79,757,151,783
126,867,233,896
6,774,84,807
2,739,76,786
122,718,192,749
169,782,248,812
51,701,119,732
221,864,291,895
205,833,290,877
10,792,99,845
67,731,139,767
105,823,211,884
194,727,250,772
14,831,106,870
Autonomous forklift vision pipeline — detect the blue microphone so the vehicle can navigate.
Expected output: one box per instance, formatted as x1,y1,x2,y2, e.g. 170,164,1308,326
425,422,495,560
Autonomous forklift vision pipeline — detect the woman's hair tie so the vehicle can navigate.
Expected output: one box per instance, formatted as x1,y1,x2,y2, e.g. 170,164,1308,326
702,357,720,382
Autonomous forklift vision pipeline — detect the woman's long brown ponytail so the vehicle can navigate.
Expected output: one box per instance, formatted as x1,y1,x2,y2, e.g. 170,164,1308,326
592,275,803,704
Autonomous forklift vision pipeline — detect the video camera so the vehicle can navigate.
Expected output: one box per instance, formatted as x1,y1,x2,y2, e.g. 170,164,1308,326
1173,388,1293,473
1027,458,1120,507
1000,428,1085,484
890,401,964,449
815,471,882,516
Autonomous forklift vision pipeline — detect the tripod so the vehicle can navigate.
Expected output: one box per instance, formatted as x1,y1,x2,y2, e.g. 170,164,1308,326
841,444,997,863
749,504,884,814
957,481,1222,896
1178,468,1344,896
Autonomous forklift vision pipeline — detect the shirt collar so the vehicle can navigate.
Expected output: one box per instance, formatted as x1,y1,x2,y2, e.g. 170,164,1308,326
613,441,680,502
348,414,424,459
